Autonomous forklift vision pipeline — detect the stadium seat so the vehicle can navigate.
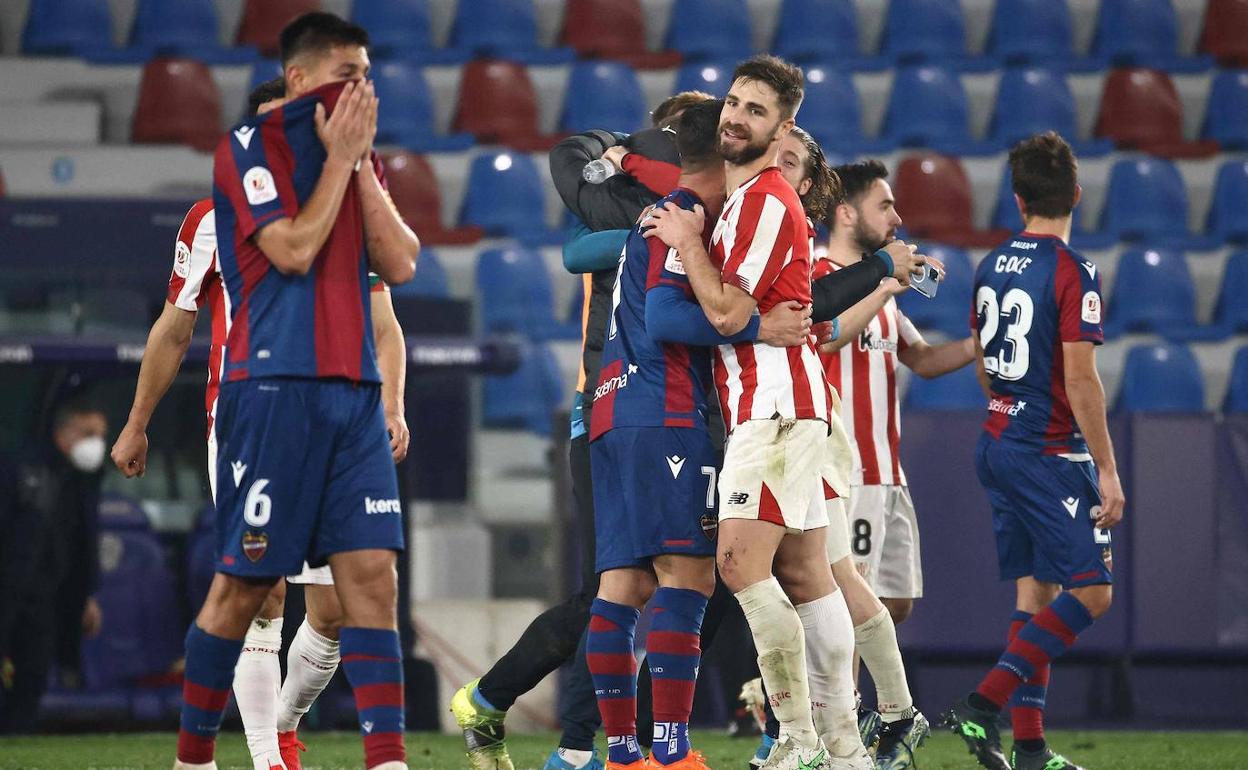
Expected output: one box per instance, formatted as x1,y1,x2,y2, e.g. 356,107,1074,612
97,492,150,531
904,365,985,411
236,0,319,57
1116,343,1205,412
131,58,223,152
351,0,448,60
1208,161,1248,244
891,154,1008,247
674,59,738,97
1100,157,1215,249
894,244,975,337
559,0,682,69
1095,68,1220,158
1105,247,1198,337
483,341,565,434
128,0,256,62
796,67,893,155
372,61,474,152
1213,251,1248,333
1203,69,1248,150
1225,345,1248,412
1092,0,1208,70
881,0,967,63
990,68,1111,154
882,66,991,154
392,248,450,298
22,0,114,55
460,152,550,239
379,151,483,246
665,0,753,62
452,59,557,151
772,0,861,64
449,0,573,63
476,246,571,340
1200,0,1248,67
248,59,283,95
560,61,647,133
986,0,1074,65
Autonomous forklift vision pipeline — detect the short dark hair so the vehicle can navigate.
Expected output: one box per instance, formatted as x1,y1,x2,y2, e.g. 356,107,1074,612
731,55,804,119
652,90,715,129
1009,131,1078,219
788,126,843,224
675,99,724,170
829,160,889,231
279,12,369,67
248,77,286,117
52,399,102,431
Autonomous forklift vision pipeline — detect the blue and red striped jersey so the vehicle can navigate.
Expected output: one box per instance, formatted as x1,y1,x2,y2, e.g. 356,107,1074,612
971,232,1104,455
590,189,712,440
212,80,380,384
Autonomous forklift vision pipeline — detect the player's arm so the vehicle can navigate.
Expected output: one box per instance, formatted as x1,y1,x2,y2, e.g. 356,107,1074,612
371,286,409,463
810,241,926,324
899,335,977,378
359,160,418,285
255,81,376,276
1064,342,1124,528
110,302,197,477
972,334,992,398
820,279,903,354
564,223,629,274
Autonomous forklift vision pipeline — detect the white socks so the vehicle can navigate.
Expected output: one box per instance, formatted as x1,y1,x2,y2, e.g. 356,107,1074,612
234,617,284,770
556,748,595,768
276,619,341,733
853,607,914,721
735,577,818,749
795,591,859,759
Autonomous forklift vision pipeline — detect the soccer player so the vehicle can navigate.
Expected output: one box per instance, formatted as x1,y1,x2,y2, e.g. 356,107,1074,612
944,132,1124,770
169,12,418,770
647,56,912,770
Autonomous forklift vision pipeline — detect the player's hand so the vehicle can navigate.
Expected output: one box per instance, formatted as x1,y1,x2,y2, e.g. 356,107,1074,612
643,202,705,253
386,411,410,464
81,596,102,638
110,423,149,477
924,254,946,281
601,145,629,172
812,320,836,346
879,276,908,297
759,301,812,347
315,80,376,165
1095,468,1125,529
881,240,925,286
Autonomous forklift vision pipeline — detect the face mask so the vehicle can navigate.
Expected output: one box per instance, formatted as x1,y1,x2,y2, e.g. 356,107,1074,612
69,436,106,473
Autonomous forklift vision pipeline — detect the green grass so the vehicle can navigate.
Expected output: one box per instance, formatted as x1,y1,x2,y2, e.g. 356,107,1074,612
1,730,1247,770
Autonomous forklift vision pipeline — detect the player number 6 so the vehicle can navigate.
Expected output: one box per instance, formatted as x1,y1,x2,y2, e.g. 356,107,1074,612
243,478,273,527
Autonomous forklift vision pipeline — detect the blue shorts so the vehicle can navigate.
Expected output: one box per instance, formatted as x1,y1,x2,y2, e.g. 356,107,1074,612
591,427,718,572
212,378,403,578
975,434,1113,588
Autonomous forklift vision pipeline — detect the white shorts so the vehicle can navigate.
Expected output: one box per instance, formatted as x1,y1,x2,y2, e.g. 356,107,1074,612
287,563,335,585
824,494,852,564
719,417,853,533
846,485,923,599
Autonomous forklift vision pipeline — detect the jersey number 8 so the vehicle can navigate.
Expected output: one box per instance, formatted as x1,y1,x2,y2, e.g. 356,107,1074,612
977,286,1034,381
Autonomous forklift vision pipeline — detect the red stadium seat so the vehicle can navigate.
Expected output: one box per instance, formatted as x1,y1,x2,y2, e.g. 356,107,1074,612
1094,68,1220,159
236,0,320,56
559,0,682,69
452,59,560,151
892,154,1009,248
380,151,484,246
1200,0,1248,66
131,57,223,151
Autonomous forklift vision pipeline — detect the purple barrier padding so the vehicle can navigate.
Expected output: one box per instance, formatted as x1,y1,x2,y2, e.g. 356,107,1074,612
1217,416,1248,648
1130,664,1248,726
1130,415,1220,652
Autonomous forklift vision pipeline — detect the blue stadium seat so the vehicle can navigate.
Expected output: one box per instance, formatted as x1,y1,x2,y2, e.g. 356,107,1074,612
248,59,282,97
881,0,967,63
351,0,439,59
990,68,1114,153
882,66,988,152
904,365,985,411
460,152,550,239
560,61,647,133
772,0,860,64
799,67,894,154
1208,161,1248,244
1092,0,1210,70
448,0,573,63
22,0,114,55
1100,157,1213,249
476,246,574,340
1203,69,1248,150
674,60,738,97
392,248,450,298
1105,247,1198,337
97,491,151,531
895,244,975,337
1213,251,1248,333
986,0,1073,65
665,0,753,61
372,61,474,151
1225,346,1248,413
1116,343,1205,412
483,341,565,434
128,0,256,62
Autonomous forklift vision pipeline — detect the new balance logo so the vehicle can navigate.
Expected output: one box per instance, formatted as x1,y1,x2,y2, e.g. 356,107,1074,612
666,455,686,479
1062,497,1079,518
233,125,255,150
365,497,402,514
231,461,247,487
727,491,750,505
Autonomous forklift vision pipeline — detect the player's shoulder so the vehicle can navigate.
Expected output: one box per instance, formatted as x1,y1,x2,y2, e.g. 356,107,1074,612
178,198,216,240
1053,241,1097,278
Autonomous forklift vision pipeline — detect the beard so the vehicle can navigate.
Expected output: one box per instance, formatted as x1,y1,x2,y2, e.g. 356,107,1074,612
718,122,776,166
852,218,893,254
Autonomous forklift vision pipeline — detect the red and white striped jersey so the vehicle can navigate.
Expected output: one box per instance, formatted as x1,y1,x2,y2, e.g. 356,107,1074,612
709,168,833,432
166,198,227,439
814,258,924,486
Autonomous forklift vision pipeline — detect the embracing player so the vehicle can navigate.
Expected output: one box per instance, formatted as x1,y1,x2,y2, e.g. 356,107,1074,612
944,132,1123,770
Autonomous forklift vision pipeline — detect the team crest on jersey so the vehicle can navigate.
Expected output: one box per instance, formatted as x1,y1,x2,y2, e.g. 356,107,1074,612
1081,292,1101,324
243,166,278,206
174,241,191,278
241,531,268,562
1102,547,1113,572
700,513,718,541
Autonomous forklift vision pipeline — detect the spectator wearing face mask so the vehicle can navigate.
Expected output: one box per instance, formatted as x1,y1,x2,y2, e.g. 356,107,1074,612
0,400,107,733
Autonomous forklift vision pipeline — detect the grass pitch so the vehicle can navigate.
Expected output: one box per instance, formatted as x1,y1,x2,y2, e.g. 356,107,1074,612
2,730,1247,770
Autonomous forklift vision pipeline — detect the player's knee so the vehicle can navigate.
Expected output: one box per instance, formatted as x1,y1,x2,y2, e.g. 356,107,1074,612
1070,584,1112,618
200,573,278,635
257,581,286,620
882,597,913,625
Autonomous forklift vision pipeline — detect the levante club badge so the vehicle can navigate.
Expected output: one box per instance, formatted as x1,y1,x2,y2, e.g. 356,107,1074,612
242,531,269,563
700,513,718,541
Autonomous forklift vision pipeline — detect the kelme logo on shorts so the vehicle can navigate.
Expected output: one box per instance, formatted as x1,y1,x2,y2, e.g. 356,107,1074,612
365,497,402,514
